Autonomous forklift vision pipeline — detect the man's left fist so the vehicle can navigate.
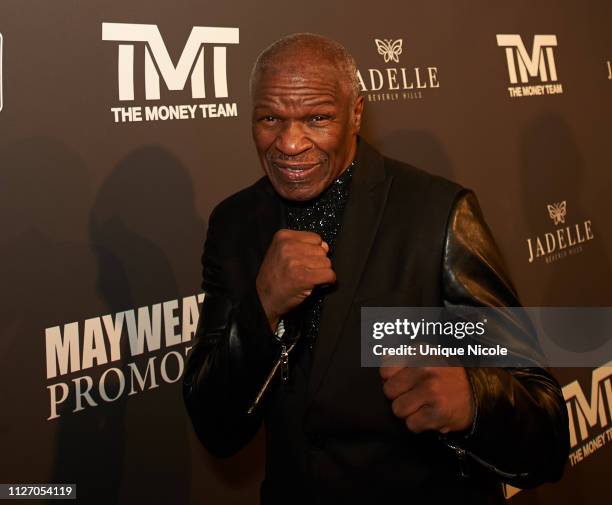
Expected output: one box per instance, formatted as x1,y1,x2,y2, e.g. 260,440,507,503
380,366,475,434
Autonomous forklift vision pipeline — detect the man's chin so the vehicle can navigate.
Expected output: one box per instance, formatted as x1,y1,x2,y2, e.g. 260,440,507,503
271,179,326,202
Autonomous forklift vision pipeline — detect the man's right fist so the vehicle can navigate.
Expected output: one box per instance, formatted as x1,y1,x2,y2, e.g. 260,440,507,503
256,229,336,331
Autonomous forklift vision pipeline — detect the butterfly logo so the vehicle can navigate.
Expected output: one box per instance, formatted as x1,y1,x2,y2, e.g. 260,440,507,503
375,38,403,63
547,201,567,226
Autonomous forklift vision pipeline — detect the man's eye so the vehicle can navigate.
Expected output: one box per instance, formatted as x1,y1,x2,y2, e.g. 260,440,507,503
311,115,329,122
261,115,277,123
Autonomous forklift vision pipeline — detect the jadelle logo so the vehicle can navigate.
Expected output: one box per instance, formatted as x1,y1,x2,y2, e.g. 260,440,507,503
375,39,402,63
357,37,440,102
102,23,239,123
547,201,566,225
526,200,595,264
496,34,563,98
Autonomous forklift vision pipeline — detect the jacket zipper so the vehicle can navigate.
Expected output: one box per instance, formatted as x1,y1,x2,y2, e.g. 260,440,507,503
442,440,529,480
247,338,298,415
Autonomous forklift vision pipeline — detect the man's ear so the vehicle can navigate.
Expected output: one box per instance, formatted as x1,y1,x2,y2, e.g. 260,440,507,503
353,95,365,133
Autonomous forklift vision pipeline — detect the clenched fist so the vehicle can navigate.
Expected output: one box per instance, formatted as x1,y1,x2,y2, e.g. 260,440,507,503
380,366,475,434
256,229,336,330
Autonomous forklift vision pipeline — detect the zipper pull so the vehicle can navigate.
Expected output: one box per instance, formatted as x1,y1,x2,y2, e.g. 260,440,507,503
441,438,529,480
247,340,297,415
280,344,289,382
441,439,470,478
454,445,470,479
247,355,283,415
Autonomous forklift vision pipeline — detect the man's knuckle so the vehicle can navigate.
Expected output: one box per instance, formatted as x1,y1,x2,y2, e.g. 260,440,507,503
396,368,410,381
424,378,438,399
382,381,394,399
391,399,403,418
309,231,322,243
278,241,290,257
405,417,419,432
275,229,290,240
421,367,435,379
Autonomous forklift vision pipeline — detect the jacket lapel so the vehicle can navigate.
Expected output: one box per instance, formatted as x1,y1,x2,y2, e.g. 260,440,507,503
307,140,393,398
253,177,286,256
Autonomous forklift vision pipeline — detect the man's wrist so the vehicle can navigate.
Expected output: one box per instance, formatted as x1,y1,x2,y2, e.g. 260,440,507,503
442,368,479,440
255,279,281,332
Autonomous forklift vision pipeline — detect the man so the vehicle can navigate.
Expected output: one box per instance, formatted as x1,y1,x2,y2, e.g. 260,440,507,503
183,33,569,504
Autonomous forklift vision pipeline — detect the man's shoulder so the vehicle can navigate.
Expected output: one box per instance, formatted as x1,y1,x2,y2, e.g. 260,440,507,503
382,154,464,202
209,175,272,224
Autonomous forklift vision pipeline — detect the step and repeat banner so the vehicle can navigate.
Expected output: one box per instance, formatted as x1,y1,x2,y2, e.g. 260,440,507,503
0,0,610,503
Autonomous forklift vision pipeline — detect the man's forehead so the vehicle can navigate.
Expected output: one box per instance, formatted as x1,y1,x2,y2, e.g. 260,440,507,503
262,41,341,68
253,64,344,100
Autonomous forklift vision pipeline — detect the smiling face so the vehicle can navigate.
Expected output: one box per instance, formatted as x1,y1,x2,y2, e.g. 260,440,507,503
252,59,364,202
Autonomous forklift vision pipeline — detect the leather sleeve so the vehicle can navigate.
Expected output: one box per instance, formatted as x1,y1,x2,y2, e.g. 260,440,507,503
441,190,570,488
182,207,280,458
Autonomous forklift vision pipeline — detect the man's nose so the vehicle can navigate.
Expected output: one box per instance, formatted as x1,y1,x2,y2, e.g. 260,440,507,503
275,120,312,156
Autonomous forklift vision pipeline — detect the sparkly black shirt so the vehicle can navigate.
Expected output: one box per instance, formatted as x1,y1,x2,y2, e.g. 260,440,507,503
283,161,355,348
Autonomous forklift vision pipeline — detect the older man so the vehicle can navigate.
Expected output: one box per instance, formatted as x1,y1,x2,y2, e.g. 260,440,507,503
183,33,569,504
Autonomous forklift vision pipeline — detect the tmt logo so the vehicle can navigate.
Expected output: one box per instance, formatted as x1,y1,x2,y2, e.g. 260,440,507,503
505,364,612,496
496,34,558,84
563,363,612,449
103,23,239,101
496,34,563,97
102,23,240,123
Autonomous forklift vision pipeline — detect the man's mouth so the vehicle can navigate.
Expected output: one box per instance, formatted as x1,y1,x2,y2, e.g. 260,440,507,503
271,161,321,181
272,161,319,171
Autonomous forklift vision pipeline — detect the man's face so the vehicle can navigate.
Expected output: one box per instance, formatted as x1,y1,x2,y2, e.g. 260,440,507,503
252,62,364,201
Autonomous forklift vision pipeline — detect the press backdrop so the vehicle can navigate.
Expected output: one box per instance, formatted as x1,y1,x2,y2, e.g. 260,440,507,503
0,1,611,504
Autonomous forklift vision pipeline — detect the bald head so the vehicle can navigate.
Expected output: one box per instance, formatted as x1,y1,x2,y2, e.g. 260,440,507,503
249,33,360,102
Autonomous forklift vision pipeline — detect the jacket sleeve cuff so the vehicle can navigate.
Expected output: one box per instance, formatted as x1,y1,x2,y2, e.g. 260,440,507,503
232,282,280,364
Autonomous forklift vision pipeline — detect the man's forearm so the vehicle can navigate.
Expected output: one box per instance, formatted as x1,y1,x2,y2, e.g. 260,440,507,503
182,284,280,458
441,190,569,485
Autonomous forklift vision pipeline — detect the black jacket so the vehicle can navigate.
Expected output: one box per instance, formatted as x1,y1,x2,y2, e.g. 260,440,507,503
183,140,569,504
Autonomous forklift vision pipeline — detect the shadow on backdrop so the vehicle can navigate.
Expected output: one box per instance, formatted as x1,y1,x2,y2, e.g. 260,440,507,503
519,113,612,308
89,146,263,504
88,146,195,504
0,137,119,500
518,112,612,505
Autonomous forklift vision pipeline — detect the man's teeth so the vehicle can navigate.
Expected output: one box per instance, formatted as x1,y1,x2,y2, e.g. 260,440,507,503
276,163,311,171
